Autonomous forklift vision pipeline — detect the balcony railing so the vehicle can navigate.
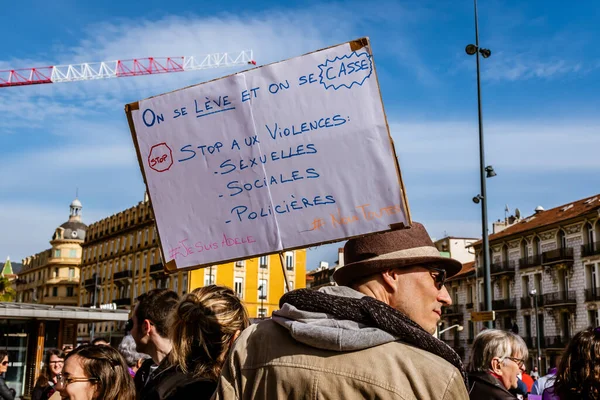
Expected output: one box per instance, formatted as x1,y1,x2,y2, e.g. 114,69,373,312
543,291,577,306
490,260,516,276
519,255,542,269
492,298,517,311
581,241,600,258
546,335,571,349
521,296,532,309
114,297,132,307
466,302,474,310
149,263,164,274
541,247,574,266
113,270,133,281
83,278,97,288
442,304,464,316
584,288,600,302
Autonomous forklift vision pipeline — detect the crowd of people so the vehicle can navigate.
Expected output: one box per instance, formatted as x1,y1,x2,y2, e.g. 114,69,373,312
1,223,599,399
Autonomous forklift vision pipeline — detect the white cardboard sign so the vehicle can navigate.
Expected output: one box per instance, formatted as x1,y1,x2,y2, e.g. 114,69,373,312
126,38,410,271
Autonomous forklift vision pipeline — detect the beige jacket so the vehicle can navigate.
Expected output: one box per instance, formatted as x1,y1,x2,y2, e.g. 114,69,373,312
215,288,468,400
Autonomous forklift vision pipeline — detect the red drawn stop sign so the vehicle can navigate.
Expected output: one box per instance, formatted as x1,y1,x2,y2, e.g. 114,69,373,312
148,143,173,173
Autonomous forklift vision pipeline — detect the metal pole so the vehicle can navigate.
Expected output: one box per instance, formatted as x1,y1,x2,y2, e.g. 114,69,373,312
90,273,98,340
534,294,542,371
473,0,493,329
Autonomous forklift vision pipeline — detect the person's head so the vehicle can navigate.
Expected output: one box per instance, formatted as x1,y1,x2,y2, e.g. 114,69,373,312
131,289,178,353
58,344,135,400
90,338,110,347
169,285,250,381
117,335,150,372
552,327,600,399
333,223,462,334
468,329,529,390
62,345,74,355
40,349,65,383
533,366,538,372
0,349,8,375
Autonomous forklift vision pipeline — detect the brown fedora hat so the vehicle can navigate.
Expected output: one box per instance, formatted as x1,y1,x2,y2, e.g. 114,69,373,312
333,222,463,287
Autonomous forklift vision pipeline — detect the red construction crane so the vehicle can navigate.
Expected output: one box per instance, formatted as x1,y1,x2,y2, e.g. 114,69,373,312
0,50,256,88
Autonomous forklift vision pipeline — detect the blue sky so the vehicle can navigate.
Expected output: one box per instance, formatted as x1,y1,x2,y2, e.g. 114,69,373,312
2,0,600,269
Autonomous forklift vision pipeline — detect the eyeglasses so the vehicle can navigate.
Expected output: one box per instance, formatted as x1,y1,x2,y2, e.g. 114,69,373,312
424,266,447,290
1,361,8,366
48,361,64,365
56,374,98,387
506,357,526,368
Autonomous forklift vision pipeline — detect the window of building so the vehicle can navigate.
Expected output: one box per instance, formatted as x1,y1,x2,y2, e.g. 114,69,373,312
137,231,142,247
69,249,77,258
235,260,245,268
52,287,58,297
142,282,146,295
204,271,215,286
259,256,268,269
143,253,148,275
234,277,244,298
258,279,267,300
67,287,74,297
69,268,75,278
285,252,294,271
135,256,140,276
258,308,267,318
129,234,134,249
128,256,133,271
182,274,188,294
145,228,149,244
54,268,58,278
174,277,179,293
54,249,61,258
134,284,138,299
589,310,600,327
122,236,127,252
285,280,294,293
109,241,113,255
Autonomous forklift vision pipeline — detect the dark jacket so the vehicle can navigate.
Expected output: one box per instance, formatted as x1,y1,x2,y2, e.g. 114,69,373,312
0,376,14,400
468,371,516,400
31,381,57,400
135,357,216,400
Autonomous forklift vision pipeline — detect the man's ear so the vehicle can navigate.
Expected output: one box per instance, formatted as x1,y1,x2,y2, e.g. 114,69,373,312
380,269,400,292
490,357,504,375
142,319,153,336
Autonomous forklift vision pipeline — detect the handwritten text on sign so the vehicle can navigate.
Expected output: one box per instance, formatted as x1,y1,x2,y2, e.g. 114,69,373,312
128,40,409,270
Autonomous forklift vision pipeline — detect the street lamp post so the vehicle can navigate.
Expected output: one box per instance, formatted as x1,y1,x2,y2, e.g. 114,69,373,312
438,324,464,337
530,289,542,371
466,0,494,329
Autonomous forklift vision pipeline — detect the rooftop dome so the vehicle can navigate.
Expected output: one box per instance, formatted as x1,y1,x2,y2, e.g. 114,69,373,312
52,198,87,241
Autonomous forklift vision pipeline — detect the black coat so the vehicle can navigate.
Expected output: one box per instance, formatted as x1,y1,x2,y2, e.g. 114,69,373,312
135,358,216,400
0,376,14,400
468,371,517,400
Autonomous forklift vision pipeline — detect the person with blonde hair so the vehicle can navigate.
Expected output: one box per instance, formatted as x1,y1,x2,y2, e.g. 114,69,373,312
57,344,135,400
162,284,250,399
468,329,529,399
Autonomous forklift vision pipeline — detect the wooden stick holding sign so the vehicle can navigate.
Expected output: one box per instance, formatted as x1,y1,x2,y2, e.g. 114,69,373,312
124,37,411,276
278,252,291,293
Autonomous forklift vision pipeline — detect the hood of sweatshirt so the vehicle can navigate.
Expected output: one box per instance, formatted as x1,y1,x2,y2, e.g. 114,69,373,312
272,286,398,352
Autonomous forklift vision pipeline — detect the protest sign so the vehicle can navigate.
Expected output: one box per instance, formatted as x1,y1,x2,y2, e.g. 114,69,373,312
125,37,411,271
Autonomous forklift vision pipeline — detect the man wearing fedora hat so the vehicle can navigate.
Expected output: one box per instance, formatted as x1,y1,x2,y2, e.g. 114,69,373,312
215,223,469,399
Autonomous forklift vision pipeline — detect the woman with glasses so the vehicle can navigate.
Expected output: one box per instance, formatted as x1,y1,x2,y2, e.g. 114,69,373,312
57,344,135,400
467,329,528,399
541,327,600,399
0,350,14,400
32,349,65,400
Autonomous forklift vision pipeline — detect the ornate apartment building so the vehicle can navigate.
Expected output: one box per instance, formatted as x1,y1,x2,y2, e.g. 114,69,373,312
79,197,306,342
15,199,85,306
439,194,600,372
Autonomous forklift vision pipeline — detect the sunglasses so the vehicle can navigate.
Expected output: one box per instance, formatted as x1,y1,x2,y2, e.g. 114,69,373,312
424,266,447,290
1,361,8,366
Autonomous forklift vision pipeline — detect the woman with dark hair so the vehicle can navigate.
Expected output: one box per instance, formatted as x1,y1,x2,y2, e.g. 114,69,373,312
543,327,600,400
31,349,64,400
57,344,135,400
0,350,14,400
162,285,250,399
